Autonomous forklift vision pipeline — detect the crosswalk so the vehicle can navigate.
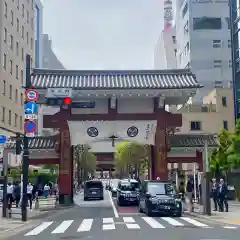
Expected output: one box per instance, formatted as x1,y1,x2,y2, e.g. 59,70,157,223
24,216,239,236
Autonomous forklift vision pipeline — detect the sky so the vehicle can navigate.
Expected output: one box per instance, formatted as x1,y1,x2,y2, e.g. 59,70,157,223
41,0,164,70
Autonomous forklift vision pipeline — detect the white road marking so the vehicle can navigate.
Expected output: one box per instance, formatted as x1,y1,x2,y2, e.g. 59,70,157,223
25,222,53,236
125,223,140,229
108,191,119,218
222,226,237,229
103,224,115,230
181,217,209,227
103,217,114,224
142,217,165,228
161,217,184,226
123,217,135,223
51,220,74,234
77,219,93,232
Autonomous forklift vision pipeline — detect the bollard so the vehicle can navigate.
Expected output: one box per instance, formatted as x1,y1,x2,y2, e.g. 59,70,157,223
35,193,39,210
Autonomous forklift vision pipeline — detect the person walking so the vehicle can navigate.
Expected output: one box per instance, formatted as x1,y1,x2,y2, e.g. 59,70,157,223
13,183,21,208
218,178,228,212
211,178,219,211
43,184,50,198
7,183,14,209
186,179,194,212
27,182,33,209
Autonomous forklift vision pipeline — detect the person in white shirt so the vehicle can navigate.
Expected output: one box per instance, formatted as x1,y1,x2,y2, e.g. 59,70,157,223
27,182,33,209
7,183,14,208
43,184,50,198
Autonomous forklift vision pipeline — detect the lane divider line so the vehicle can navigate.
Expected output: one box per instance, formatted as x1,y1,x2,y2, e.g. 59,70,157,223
108,190,119,218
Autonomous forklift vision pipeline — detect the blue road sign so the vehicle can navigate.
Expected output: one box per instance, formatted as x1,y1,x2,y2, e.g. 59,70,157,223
24,120,36,133
25,102,38,114
0,135,7,144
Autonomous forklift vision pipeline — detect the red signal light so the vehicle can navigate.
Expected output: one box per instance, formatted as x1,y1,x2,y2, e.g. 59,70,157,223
63,97,72,105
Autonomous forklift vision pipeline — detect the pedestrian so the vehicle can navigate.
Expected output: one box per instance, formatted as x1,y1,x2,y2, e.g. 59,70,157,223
7,183,14,209
186,179,194,212
14,183,21,208
43,184,50,198
218,178,228,212
211,178,219,211
27,182,33,209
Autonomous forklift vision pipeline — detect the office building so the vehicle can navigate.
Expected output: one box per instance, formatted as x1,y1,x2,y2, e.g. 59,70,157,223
34,0,43,68
0,0,35,137
175,0,232,101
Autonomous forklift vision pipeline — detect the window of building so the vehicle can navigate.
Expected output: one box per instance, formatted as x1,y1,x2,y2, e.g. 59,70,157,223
184,42,190,55
21,70,24,85
4,28,7,42
228,40,231,48
17,0,19,9
2,80,6,95
16,65,18,79
182,2,188,18
27,11,29,23
10,35,13,50
185,62,190,69
15,89,18,103
184,21,189,35
1,107,5,123
3,54,6,69
193,17,222,30
190,121,201,131
229,60,232,68
26,32,29,44
14,114,18,127
222,96,227,106
22,4,24,18
31,18,34,29
30,38,33,50
11,10,13,25
213,60,222,68
174,49,177,56
4,2,7,18
20,116,23,129
21,93,23,105
21,26,24,39
9,60,12,74
214,80,223,88
225,17,230,29
213,40,221,48
172,36,176,44
9,85,12,99
17,18,19,32
223,120,228,130
8,110,11,125
16,42,19,56
21,48,24,61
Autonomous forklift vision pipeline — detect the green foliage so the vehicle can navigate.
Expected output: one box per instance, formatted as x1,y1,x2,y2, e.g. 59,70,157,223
210,119,240,177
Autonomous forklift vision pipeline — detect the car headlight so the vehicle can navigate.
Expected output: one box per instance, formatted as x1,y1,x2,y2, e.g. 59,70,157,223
176,204,180,208
112,188,116,191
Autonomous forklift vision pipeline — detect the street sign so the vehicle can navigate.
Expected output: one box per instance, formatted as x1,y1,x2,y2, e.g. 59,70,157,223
0,135,7,144
46,88,72,98
25,89,39,102
25,102,38,114
24,114,38,120
24,120,37,133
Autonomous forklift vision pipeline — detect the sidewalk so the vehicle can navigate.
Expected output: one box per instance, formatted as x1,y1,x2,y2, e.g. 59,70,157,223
186,200,240,225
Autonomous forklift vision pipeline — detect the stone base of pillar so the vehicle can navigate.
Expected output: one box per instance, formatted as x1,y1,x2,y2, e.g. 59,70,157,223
59,194,74,205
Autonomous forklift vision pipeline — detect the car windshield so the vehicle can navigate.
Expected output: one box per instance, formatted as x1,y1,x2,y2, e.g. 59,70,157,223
85,181,103,189
120,182,139,191
148,183,176,196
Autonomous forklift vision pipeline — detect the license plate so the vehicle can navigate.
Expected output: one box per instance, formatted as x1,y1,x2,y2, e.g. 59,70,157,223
92,191,96,194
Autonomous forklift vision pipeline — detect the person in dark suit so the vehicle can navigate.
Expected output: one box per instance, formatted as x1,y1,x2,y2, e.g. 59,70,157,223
211,178,219,211
218,178,228,212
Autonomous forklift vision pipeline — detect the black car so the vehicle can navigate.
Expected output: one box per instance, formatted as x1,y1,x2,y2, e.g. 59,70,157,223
116,179,140,206
138,180,182,217
84,180,104,201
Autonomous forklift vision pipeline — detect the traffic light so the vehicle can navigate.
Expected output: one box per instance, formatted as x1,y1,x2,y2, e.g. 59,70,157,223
16,133,23,155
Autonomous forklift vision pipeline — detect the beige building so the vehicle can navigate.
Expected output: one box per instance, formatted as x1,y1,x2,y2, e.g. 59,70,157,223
0,0,35,137
176,88,235,135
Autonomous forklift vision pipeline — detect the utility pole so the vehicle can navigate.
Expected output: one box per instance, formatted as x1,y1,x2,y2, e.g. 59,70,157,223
21,54,31,221
202,136,211,215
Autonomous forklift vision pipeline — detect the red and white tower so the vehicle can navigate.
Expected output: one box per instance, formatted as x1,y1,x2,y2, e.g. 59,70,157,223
164,0,173,30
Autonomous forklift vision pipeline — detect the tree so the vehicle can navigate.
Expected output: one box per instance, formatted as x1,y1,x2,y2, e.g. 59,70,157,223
74,144,96,182
115,141,149,179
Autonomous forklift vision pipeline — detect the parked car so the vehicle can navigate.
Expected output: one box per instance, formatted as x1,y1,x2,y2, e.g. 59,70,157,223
138,180,182,217
84,180,104,201
116,179,140,205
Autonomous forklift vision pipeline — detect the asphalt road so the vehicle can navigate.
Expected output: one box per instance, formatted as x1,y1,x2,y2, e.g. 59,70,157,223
4,190,240,240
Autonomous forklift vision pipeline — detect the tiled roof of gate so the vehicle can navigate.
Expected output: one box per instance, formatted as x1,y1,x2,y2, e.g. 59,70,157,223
169,134,218,147
31,69,201,89
5,135,57,149
4,134,217,150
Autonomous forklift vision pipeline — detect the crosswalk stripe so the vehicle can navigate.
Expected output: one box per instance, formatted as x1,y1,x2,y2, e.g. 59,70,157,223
180,217,209,227
161,217,184,226
142,217,165,228
223,226,237,229
126,223,140,229
103,218,114,224
51,220,74,234
103,224,115,230
77,219,93,232
123,217,135,223
25,222,53,236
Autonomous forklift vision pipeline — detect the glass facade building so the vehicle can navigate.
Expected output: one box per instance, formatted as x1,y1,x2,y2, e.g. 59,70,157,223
231,0,240,119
